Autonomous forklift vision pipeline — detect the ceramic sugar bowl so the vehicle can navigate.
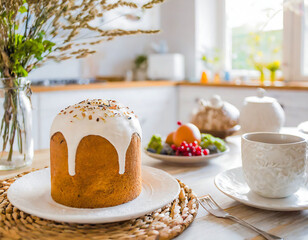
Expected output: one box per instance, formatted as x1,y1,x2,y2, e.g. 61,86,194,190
191,95,240,138
240,88,285,133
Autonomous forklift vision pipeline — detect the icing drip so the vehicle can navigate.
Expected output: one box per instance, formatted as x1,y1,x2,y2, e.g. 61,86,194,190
50,99,142,176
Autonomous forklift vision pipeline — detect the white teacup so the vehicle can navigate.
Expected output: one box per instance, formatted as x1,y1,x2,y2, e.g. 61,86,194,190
241,132,307,198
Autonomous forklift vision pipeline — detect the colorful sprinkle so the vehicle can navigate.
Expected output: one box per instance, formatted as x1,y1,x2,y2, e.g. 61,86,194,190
58,99,137,122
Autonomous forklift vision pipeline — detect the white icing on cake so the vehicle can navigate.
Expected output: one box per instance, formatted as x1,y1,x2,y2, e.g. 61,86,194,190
50,99,142,176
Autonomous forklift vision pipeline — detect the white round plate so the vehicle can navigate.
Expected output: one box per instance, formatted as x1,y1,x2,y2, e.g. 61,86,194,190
145,146,229,164
215,167,308,211
7,166,180,224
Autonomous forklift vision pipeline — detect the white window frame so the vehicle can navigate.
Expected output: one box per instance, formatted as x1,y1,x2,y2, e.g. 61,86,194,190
218,0,308,82
284,0,308,81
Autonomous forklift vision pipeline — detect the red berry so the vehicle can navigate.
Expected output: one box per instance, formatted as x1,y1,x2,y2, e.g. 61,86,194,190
173,139,208,157
203,149,209,155
177,121,182,126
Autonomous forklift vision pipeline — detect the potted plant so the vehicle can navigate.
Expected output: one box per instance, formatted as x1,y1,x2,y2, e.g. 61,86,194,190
133,55,148,80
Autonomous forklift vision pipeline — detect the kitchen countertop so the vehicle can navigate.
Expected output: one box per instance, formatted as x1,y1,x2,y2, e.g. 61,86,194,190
31,80,177,93
30,80,308,93
1,129,307,239
181,81,308,91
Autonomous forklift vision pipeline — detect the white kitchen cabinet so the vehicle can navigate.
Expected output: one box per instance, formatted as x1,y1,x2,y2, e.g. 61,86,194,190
32,84,308,150
269,90,308,126
178,86,308,127
32,86,177,149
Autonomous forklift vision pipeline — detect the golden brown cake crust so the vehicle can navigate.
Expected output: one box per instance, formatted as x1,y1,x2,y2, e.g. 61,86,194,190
50,132,142,208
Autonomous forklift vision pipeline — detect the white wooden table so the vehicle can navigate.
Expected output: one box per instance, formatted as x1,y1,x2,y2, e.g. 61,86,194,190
1,129,308,240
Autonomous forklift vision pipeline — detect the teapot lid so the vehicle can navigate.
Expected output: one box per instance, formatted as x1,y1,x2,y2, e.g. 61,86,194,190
245,88,276,104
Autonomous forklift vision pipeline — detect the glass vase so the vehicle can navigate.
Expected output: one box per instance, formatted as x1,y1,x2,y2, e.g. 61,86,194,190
270,71,276,84
260,71,265,85
0,78,33,170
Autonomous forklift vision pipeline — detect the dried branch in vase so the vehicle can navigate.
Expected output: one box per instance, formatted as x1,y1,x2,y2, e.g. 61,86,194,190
0,0,165,162
0,0,164,77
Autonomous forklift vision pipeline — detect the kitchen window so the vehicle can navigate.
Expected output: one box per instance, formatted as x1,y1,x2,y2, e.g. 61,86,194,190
221,0,308,81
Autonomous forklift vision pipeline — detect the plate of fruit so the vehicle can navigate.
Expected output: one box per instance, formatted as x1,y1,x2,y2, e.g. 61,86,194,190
145,122,229,164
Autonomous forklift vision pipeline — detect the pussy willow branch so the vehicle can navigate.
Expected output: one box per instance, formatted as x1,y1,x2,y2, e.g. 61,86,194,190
0,0,165,162
1,0,166,75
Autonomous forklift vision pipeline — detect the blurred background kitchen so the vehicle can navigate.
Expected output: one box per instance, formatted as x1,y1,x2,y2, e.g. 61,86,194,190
28,0,308,150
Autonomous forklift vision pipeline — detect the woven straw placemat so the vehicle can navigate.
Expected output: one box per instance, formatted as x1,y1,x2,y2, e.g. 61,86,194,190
0,169,198,240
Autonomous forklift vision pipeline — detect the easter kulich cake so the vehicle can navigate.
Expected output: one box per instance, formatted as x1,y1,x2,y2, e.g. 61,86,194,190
50,99,142,208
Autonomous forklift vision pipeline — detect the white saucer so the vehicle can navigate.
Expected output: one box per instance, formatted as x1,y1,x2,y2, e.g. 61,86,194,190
298,121,308,134
7,166,180,224
214,167,308,211
145,146,229,164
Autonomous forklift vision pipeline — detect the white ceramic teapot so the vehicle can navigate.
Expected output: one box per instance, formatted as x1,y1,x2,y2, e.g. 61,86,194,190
240,88,285,133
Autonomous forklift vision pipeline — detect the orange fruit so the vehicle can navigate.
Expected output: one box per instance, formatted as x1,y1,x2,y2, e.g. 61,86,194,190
173,123,201,146
166,132,175,145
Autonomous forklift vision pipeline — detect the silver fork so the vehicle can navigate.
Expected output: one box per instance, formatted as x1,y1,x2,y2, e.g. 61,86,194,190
198,195,283,240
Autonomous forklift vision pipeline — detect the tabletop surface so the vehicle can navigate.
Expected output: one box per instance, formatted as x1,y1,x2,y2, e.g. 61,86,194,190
1,129,307,240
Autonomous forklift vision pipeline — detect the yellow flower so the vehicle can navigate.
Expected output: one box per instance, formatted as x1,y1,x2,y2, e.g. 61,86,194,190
254,35,261,42
267,61,280,71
